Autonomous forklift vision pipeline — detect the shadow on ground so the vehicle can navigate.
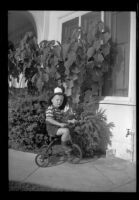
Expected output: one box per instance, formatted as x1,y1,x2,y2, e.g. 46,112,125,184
43,153,105,168
45,153,67,168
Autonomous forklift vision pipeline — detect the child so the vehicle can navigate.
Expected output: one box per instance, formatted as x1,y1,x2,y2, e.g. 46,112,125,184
46,87,75,156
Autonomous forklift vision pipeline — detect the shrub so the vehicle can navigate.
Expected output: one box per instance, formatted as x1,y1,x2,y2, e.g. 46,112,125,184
8,88,49,152
9,88,114,158
65,99,114,158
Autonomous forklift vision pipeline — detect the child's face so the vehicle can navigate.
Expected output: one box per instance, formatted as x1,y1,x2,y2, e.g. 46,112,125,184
51,95,64,108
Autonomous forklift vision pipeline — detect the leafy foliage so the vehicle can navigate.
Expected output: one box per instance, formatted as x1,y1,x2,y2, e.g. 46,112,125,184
8,20,116,156
8,88,49,152
8,21,114,103
8,41,21,83
64,98,114,157
9,88,114,157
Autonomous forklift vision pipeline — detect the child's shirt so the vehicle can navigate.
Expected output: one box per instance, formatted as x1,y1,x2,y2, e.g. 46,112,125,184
45,105,64,123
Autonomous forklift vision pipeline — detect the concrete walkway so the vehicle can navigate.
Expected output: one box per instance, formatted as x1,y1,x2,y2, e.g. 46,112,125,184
9,149,136,192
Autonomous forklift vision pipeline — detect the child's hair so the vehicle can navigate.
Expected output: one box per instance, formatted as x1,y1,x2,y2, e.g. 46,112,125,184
48,91,68,110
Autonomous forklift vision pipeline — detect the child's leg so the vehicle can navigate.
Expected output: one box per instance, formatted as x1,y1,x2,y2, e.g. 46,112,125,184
56,128,71,142
56,128,72,155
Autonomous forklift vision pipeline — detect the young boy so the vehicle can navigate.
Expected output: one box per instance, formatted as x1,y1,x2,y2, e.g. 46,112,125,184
46,87,75,156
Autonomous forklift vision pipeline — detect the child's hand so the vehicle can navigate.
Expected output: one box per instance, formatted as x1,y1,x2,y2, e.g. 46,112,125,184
60,123,68,128
68,119,77,124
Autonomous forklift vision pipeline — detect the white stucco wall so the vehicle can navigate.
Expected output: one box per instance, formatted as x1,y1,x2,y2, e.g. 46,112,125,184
28,11,71,42
29,11,50,43
99,103,136,161
48,11,75,41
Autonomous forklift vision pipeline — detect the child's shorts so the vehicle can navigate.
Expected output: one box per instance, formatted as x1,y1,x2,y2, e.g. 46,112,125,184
46,123,59,136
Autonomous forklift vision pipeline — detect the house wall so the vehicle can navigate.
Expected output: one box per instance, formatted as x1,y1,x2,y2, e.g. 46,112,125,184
48,11,78,41
99,12,136,162
99,103,136,161
29,11,50,43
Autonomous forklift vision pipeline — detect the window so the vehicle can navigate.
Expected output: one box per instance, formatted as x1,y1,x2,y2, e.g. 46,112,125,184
102,12,130,97
61,11,130,97
62,17,79,43
61,11,101,43
81,12,100,34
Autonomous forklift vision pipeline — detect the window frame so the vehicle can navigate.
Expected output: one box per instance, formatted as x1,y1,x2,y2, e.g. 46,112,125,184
100,12,135,105
58,11,135,105
58,11,104,43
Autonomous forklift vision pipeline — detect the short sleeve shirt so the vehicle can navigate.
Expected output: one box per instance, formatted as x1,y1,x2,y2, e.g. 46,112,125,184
45,105,63,123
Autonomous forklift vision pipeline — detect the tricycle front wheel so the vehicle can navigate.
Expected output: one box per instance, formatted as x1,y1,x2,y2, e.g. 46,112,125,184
35,153,50,167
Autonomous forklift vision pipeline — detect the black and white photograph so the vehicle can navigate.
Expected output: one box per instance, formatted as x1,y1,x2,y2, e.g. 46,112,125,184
8,10,136,192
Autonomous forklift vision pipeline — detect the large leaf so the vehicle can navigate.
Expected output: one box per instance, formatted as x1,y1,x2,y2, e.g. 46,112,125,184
77,72,84,85
53,56,59,66
53,45,61,58
65,68,70,76
45,67,50,74
103,32,111,44
84,90,93,102
63,82,72,96
39,40,48,49
71,67,80,74
49,56,54,66
55,72,61,80
47,40,55,47
93,40,101,51
70,42,79,52
92,84,99,95
61,43,70,60
41,48,50,65
98,21,104,32
72,85,80,104
97,53,104,63
94,53,104,63
49,64,57,75
65,51,76,69
86,61,95,69
102,43,110,57
65,88,72,96
31,73,39,83
42,72,49,82
36,77,44,92
101,62,109,72
73,94,80,104
87,46,95,58
71,74,78,81
92,68,103,82
66,80,74,89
